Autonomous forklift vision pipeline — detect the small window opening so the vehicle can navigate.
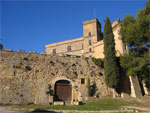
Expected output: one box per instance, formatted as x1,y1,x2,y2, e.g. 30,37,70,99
67,46,71,52
82,43,84,49
89,48,92,52
81,78,85,84
89,32,92,37
89,40,92,45
53,49,56,54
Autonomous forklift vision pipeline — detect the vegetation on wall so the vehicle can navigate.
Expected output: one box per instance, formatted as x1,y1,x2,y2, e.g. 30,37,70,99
87,78,97,97
84,57,89,64
120,1,150,83
91,57,104,68
87,77,91,97
103,17,120,89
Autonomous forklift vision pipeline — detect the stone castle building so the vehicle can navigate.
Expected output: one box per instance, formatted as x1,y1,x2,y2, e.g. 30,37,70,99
0,18,146,106
45,18,125,58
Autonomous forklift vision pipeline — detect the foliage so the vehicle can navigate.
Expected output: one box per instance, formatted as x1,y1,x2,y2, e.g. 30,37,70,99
136,1,150,46
120,52,150,82
103,17,120,89
120,1,150,48
84,57,89,64
90,82,97,96
87,77,91,97
120,1,150,82
91,57,104,68
87,78,97,97
46,84,53,96
119,14,136,45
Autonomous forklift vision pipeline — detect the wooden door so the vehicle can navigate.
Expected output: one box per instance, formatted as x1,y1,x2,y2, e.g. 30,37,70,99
55,80,72,102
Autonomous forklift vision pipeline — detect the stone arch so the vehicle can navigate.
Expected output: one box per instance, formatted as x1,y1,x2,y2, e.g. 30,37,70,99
51,76,75,88
50,76,75,104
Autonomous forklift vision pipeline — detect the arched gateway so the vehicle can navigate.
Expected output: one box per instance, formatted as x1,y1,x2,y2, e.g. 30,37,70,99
54,80,72,104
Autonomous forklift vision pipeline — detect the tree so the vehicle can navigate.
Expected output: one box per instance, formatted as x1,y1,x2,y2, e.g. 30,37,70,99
103,17,120,96
120,52,150,82
120,1,150,49
119,14,136,47
120,1,150,84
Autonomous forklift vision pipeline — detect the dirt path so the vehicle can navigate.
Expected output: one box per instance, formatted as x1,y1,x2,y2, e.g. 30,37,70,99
0,107,135,113
0,107,21,113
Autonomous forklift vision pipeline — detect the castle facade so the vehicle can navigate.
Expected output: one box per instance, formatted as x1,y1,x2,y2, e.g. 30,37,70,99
45,18,125,58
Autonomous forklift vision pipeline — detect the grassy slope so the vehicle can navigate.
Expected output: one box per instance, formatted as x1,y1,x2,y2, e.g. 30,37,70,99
14,97,142,111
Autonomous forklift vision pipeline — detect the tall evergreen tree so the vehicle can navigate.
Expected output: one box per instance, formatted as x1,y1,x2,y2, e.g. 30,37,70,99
103,17,120,90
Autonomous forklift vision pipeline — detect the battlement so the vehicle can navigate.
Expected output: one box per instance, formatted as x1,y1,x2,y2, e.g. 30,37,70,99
0,49,46,56
83,18,100,25
0,49,84,59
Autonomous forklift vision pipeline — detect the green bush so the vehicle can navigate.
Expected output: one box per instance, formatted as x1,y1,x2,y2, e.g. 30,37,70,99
84,57,89,64
87,77,91,97
91,57,104,68
87,78,97,97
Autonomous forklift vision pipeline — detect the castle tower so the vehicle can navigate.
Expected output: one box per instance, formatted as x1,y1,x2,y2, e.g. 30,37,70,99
82,18,102,57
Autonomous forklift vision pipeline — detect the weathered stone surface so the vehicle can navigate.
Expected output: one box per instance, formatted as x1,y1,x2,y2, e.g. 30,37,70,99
0,50,112,105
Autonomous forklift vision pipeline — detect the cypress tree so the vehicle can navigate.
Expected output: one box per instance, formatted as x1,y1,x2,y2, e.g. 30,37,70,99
103,17,120,90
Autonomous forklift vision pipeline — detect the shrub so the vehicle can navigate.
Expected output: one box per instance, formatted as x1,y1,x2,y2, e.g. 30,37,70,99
91,57,104,68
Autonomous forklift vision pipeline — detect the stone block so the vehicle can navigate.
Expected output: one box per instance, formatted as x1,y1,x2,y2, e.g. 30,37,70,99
29,51,36,54
40,52,46,55
18,49,25,52
4,48,12,51
53,101,64,105
129,76,142,98
73,101,79,105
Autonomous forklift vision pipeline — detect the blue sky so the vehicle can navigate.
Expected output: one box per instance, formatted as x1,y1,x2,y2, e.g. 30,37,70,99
0,0,147,53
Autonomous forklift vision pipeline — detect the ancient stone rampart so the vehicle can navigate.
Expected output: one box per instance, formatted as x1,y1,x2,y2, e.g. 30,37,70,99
0,50,112,105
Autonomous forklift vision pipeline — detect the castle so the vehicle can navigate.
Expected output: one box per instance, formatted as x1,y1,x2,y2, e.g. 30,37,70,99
0,18,146,106
45,18,125,58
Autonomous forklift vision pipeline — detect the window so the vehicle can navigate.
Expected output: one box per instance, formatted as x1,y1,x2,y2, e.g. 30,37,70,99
53,49,56,54
89,32,92,37
67,46,71,52
89,40,92,45
89,48,92,52
81,78,85,84
82,43,84,49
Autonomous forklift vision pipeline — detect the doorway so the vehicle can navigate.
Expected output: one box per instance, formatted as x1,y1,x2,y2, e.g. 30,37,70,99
54,80,72,104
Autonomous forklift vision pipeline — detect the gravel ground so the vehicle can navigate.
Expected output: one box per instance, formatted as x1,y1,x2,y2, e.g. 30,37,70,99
0,107,135,113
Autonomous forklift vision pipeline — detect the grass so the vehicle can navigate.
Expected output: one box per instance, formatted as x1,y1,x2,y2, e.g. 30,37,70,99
11,97,142,111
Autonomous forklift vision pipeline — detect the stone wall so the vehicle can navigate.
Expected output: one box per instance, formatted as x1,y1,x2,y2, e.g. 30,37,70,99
0,50,112,105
